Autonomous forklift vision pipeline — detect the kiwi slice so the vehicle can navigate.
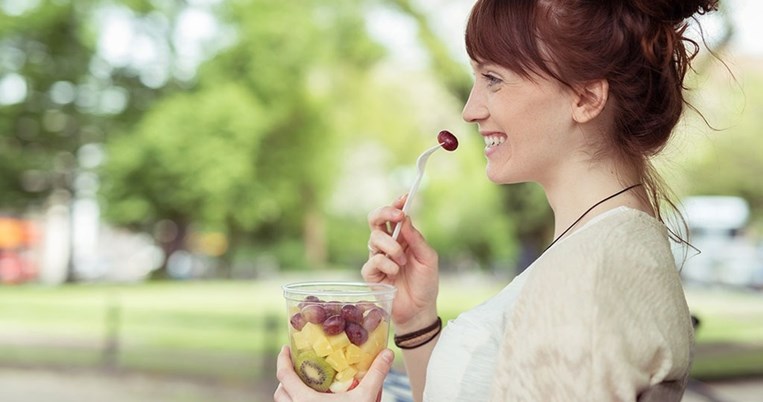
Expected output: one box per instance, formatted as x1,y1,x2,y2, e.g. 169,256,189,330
294,351,336,392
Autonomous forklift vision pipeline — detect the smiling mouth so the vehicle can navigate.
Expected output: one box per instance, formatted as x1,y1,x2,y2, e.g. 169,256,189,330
484,134,506,148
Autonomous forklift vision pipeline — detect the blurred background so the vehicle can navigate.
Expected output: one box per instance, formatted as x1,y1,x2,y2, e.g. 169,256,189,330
0,0,761,401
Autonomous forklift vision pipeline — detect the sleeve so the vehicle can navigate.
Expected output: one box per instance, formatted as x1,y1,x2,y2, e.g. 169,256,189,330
490,224,691,402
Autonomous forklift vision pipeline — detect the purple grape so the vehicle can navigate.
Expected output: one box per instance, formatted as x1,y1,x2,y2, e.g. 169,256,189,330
362,308,384,332
357,301,376,313
345,322,369,346
323,302,342,317
290,313,306,331
437,130,458,151
323,315,346,336
298,295,321,309
341,305,363,324
301,304,327,324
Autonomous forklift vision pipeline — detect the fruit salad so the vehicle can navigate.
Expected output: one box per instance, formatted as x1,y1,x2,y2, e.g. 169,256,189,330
283,282,395,393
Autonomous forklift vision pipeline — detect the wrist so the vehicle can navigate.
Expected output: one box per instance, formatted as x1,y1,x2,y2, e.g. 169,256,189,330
393,309,439,336
394,316,442,349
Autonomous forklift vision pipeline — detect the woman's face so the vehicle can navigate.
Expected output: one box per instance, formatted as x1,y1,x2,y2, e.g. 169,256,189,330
462,60,579,185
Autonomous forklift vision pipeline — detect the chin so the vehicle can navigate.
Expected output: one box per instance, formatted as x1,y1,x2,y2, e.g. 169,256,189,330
485,165,527,185
485,169,512,184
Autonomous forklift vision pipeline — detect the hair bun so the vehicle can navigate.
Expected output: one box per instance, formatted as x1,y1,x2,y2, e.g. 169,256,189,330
631,0,719,23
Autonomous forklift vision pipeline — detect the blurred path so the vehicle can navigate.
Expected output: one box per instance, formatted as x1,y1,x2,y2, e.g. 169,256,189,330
0,367,263,402
0,366,762,402
683,379,763,402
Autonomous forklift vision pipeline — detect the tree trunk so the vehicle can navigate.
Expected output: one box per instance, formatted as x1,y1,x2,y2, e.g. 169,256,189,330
151,218,188,280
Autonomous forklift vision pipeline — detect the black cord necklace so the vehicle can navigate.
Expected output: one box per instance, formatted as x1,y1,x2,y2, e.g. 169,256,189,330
543,183,643,253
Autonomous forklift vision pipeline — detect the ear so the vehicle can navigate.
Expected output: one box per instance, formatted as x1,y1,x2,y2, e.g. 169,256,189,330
570,79,608,124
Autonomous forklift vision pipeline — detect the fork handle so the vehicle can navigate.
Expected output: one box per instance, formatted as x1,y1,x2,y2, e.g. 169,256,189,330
391,172,424,241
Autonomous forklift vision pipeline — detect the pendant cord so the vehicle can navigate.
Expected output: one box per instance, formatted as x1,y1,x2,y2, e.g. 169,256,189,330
543,183,643,253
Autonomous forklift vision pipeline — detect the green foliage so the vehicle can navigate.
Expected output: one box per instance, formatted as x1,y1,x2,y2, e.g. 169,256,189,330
0,0,180,215
98,0,391,271
678,62,763,231
101,83,268,229
0,0,95,210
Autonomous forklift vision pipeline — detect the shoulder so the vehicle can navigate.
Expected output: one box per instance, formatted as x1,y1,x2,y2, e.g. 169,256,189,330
490,209,694,400
537,208,674,285
530,208,690,343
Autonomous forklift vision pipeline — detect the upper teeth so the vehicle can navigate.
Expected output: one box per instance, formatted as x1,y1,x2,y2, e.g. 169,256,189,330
484,135,506,147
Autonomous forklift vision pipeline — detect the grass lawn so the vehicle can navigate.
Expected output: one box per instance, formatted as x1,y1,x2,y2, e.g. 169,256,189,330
0,275,761,383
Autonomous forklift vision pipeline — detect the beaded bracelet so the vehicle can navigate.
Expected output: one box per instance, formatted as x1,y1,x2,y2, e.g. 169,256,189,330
394,316,442,349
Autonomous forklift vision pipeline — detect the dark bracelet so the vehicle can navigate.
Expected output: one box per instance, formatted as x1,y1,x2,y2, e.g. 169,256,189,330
394,317,442,349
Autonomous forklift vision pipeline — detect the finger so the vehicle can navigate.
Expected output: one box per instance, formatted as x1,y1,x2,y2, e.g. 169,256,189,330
275,346,313,395
367,206,405,232
367,241,381,256
369,230,407,266
273,384,292,402
361,255,400,283
392,193,408,209
357,349,394,394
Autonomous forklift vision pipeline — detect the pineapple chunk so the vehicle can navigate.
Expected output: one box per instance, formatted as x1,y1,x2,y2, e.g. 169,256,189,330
360,322,389,354
327,332,351,350
312,335,333,357
336,366,358,382
325,349,350,372
354,351,375,372
344,344,363,365
370,322,389,347
291,330,311,351
301,323,322,341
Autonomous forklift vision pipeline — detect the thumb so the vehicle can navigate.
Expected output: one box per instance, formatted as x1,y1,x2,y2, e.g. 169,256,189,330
357,349,394,393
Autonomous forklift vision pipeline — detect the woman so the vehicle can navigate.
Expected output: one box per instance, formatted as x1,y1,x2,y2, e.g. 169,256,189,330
275,0,718,400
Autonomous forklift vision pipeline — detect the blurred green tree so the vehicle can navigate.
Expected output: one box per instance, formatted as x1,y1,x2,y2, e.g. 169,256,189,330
100,0,385,276
681,65,763,231
0,0,185,280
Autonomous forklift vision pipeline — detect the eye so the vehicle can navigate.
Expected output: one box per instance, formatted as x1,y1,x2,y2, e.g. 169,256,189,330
481,73,502,87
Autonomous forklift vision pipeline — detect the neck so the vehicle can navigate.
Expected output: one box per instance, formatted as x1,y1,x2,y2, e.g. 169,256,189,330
541,159,651,241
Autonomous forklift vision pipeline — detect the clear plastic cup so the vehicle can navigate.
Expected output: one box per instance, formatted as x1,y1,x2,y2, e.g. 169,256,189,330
282,281,396,393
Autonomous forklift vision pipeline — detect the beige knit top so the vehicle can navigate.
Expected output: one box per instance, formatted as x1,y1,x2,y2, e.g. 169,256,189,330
490,208,694,402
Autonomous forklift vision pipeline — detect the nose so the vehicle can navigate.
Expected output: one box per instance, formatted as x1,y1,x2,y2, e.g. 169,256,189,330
462,85,488,123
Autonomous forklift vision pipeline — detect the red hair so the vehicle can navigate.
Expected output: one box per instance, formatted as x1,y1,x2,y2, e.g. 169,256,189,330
465,0,719,221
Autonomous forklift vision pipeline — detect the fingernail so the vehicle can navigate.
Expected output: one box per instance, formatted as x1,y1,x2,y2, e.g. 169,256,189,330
382,349,394,363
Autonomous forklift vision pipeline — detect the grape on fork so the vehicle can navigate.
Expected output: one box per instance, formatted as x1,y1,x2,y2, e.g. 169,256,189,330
391,130,458,240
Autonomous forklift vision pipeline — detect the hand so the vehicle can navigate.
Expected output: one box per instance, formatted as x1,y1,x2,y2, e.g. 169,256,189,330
362,195,439,332
274,346,394,402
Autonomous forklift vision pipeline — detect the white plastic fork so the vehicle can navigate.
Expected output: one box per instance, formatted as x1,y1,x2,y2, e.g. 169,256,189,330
391,143,444,240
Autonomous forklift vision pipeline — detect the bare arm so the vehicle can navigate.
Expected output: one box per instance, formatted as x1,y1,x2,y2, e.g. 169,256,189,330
400,334,440,402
